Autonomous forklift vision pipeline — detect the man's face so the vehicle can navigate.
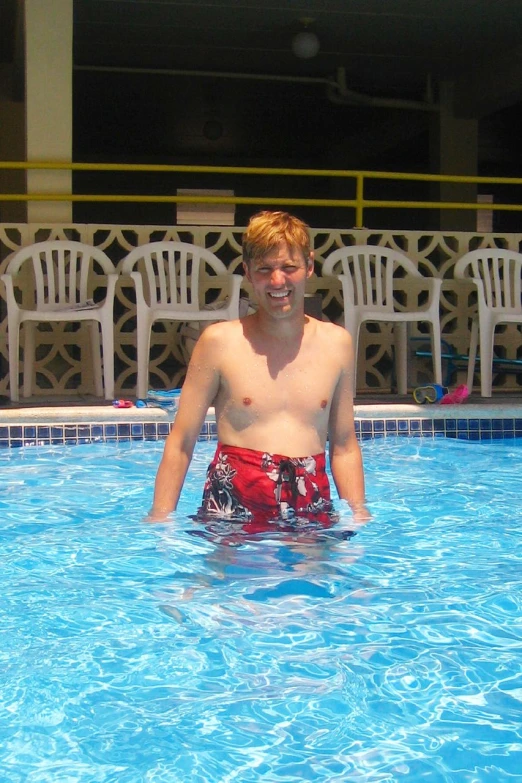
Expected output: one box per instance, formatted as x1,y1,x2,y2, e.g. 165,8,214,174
244,242,314,318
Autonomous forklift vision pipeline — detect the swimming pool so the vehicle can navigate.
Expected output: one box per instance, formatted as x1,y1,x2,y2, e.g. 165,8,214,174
1,436,521,782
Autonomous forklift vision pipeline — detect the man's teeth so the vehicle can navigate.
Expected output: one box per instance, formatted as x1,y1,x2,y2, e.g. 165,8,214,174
269,291,289,298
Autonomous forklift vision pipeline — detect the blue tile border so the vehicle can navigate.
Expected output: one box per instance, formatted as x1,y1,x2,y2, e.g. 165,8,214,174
352,416,522,441
0,418,221,447
0,411,521,448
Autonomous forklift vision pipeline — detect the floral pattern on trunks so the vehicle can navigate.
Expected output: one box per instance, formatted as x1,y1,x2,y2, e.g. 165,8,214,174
201,445,333,521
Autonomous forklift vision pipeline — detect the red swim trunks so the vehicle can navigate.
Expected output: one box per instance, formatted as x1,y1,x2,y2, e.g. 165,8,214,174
199,443,335,529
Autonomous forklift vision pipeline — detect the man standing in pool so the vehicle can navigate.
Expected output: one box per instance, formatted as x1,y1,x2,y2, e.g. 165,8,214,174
149,210,370,525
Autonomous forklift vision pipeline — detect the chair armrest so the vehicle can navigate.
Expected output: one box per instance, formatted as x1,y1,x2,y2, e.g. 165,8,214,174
468,276,488,307
336,273,355,307
0,273,18,308
129,270,147,306
104,272,119,301
228,273,243,301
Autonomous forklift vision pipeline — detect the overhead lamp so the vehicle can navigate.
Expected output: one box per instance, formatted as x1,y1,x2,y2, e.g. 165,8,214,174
292,18,320,60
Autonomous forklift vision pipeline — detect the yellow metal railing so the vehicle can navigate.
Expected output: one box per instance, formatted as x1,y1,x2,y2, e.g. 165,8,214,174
2,161,522,227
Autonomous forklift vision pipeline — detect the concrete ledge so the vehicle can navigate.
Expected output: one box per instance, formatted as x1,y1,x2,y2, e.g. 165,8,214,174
355,402,522,419
0,402,521,426
0,405,172,425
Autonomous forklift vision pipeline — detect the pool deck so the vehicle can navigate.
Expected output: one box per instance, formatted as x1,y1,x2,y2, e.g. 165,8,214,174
1,395,521,444
1,392,522,424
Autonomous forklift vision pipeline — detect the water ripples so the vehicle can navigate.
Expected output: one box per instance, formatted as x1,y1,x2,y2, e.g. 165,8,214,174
0,437,521,781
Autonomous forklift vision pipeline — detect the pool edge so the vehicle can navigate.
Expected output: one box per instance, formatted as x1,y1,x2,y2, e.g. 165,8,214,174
0,402,521,446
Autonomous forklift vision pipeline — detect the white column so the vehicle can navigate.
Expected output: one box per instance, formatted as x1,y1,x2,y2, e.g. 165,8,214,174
25,0,73,223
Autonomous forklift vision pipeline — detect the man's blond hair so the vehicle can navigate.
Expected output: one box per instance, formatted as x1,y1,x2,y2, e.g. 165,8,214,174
242,211,311,266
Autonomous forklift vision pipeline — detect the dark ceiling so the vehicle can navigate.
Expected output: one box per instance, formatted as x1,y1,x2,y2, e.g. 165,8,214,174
3,0,522,195
70,0,522,118
68,1,522,231
2,0,522,116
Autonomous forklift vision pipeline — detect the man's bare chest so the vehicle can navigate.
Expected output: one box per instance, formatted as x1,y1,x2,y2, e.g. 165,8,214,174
219,348,339,412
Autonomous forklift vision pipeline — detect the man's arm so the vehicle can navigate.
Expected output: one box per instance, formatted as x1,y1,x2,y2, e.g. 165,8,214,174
327,328,371,522
147,326,221,520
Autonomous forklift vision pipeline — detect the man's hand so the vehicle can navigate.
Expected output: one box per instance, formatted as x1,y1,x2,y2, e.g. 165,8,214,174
350,502,372,524
143,507,174,524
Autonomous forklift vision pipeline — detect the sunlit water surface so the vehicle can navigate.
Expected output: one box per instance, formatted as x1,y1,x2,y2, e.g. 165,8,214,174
1,437,521,782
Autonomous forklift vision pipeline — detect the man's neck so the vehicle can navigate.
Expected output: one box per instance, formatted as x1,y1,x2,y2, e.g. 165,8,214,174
252,308,306,342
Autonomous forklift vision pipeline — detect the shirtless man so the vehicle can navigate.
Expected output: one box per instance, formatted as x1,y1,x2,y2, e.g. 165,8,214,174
149,210,369,525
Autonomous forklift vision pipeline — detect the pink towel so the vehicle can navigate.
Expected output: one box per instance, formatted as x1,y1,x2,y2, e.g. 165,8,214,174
439,384,469,405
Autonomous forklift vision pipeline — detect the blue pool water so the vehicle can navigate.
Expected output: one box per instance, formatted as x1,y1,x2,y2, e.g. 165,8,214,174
1,436,521,782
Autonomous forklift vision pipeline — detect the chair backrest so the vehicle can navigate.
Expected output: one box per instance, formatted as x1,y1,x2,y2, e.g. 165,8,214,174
121,241,229,309
322,244,421,311
4,240,115,309
454,248,522,312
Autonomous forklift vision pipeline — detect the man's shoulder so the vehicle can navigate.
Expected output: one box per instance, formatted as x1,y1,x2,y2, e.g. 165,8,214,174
314,319,351,345
198,318,243,346
310,320,353,364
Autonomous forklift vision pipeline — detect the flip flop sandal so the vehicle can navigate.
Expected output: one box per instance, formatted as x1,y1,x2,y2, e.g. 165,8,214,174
112,399,134,408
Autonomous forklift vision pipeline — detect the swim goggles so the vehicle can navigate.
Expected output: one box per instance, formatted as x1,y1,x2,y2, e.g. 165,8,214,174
412,384,448,404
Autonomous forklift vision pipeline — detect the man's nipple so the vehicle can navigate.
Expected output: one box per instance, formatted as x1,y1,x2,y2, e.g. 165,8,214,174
243,397,252,406
321,399,328,409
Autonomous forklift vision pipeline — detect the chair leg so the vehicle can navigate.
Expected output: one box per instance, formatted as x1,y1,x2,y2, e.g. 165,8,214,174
136,318,152,400
467,319,479,393
7,318,21,402
22,321,36,398
394,322,408,395
89,321,104,397
479,320,495,398
101,321,115,400
430,322,443,387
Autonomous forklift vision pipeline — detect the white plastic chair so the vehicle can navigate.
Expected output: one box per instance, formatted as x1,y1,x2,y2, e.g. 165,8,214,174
1,240,117,402
121,241,242,398
322,245,443,394
454,248,522,397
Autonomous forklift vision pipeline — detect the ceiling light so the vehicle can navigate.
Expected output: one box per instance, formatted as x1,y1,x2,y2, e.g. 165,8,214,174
292,19,320,59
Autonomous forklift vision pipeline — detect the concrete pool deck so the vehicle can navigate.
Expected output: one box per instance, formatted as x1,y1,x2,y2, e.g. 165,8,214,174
0,388,522,416
1,392,522,424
